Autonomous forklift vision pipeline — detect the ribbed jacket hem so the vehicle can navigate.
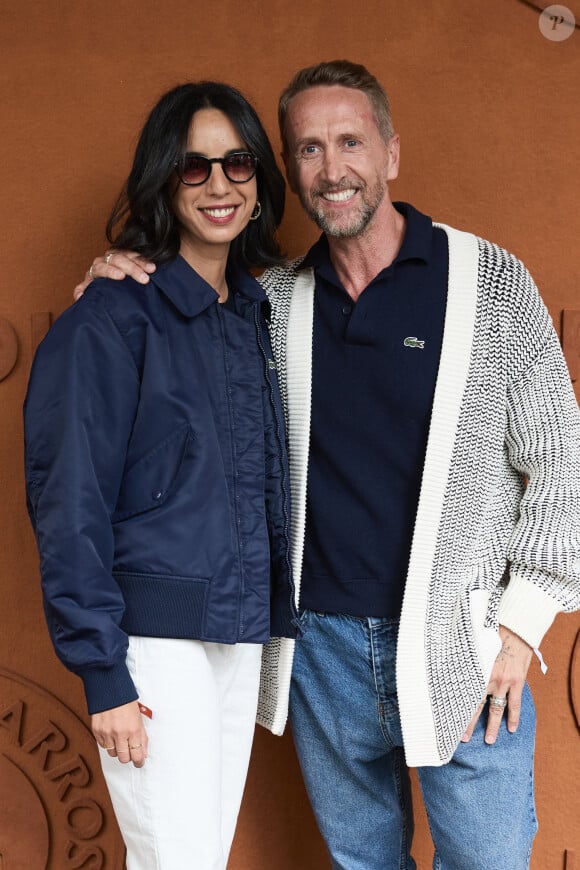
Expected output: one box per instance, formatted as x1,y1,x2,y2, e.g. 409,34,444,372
116,571,272,645
116,571,209,638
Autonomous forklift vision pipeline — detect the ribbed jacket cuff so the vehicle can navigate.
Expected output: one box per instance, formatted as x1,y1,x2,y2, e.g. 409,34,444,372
77,660,138,715
498,572,561,648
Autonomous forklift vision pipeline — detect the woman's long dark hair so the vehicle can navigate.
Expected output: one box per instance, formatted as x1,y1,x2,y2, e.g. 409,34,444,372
106,82,286,269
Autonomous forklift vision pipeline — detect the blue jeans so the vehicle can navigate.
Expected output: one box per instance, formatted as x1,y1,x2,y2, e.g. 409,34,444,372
290,611,537,870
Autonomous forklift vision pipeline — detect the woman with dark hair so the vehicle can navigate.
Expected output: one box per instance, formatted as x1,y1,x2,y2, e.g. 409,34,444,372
24,82,297,869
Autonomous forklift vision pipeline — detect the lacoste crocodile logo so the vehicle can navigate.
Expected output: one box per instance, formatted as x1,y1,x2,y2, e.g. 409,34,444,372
403,336,425,349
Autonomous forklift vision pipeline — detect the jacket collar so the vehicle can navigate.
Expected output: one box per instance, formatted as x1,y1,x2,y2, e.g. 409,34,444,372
151,255,266,318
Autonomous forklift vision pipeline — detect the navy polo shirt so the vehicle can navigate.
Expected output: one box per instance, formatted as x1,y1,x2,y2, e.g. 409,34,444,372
300,202,448,618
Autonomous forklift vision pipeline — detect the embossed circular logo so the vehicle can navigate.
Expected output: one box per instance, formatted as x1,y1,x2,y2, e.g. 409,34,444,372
571,627,580,731
539,4,576,41
0,316,18,382
0,669,125,868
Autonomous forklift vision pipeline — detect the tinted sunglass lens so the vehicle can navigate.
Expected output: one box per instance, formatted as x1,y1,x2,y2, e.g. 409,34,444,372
178,153,257,185
224,153,257,182
181,155,210,184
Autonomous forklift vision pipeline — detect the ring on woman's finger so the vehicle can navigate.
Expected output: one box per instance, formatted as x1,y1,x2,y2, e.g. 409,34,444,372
489,695,508,708
105,252,114,265
129,743,142,750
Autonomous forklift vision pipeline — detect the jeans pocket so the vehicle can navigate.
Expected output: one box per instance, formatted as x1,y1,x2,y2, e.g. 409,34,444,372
297,609,312,636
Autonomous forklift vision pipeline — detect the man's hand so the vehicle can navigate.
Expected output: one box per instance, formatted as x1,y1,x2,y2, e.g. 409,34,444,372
92,699,149,768
461,625,533,745
73,251,156,300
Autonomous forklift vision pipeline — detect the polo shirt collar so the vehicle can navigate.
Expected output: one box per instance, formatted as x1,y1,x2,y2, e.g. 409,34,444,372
151,254,266,318
299,201,433,275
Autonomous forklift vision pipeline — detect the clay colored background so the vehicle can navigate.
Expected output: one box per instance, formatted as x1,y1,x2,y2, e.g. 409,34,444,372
1,0,579,867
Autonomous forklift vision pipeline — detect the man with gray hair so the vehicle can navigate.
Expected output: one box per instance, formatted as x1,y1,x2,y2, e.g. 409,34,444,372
80,60,580,869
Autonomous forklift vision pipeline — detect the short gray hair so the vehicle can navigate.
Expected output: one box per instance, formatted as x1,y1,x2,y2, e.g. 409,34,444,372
278,59,394,151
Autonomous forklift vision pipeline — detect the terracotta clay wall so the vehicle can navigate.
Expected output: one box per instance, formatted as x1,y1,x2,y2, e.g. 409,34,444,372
1,0,579,867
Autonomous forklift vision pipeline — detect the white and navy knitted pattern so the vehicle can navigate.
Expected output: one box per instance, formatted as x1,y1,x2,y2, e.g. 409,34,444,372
256,225,580,766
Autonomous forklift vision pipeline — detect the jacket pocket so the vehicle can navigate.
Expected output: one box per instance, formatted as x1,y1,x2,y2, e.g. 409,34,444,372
112,423,193,522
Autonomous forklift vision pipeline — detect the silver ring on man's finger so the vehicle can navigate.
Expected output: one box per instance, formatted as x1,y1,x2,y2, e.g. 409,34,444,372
88,265,95,280
105,252,114,264
490,696,507,708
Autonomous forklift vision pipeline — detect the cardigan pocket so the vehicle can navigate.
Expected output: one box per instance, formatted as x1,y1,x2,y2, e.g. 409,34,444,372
469,588,502,685
112,423,194,522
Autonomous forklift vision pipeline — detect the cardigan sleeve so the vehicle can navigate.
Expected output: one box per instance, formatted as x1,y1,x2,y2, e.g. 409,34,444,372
499,263,580,647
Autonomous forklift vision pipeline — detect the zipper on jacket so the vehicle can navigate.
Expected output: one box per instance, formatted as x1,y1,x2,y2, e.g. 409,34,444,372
253,306,299,630
218,304,246,638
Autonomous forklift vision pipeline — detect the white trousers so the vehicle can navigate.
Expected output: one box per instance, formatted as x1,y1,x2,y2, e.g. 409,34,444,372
99,636,262,870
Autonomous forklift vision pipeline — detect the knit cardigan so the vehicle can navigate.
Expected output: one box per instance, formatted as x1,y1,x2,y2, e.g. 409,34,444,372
255,224,580,767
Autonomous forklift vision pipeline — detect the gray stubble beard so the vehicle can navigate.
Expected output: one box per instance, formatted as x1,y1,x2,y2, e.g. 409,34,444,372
300,176,387,240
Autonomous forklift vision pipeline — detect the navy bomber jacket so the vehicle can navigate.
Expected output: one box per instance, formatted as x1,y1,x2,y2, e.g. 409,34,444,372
24,255,298,715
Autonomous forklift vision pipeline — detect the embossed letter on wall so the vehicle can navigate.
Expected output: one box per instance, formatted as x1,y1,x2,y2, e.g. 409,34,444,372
0,669,125,869
0,312,53,384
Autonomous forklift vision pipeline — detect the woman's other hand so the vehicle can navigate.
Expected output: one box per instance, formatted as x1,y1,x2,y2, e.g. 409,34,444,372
92,699,149,767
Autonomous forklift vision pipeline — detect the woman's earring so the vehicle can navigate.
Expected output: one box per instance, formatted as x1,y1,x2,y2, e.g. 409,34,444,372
250,201,262,221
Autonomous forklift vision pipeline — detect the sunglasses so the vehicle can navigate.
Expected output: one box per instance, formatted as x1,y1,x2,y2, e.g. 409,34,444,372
175,151,258,186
